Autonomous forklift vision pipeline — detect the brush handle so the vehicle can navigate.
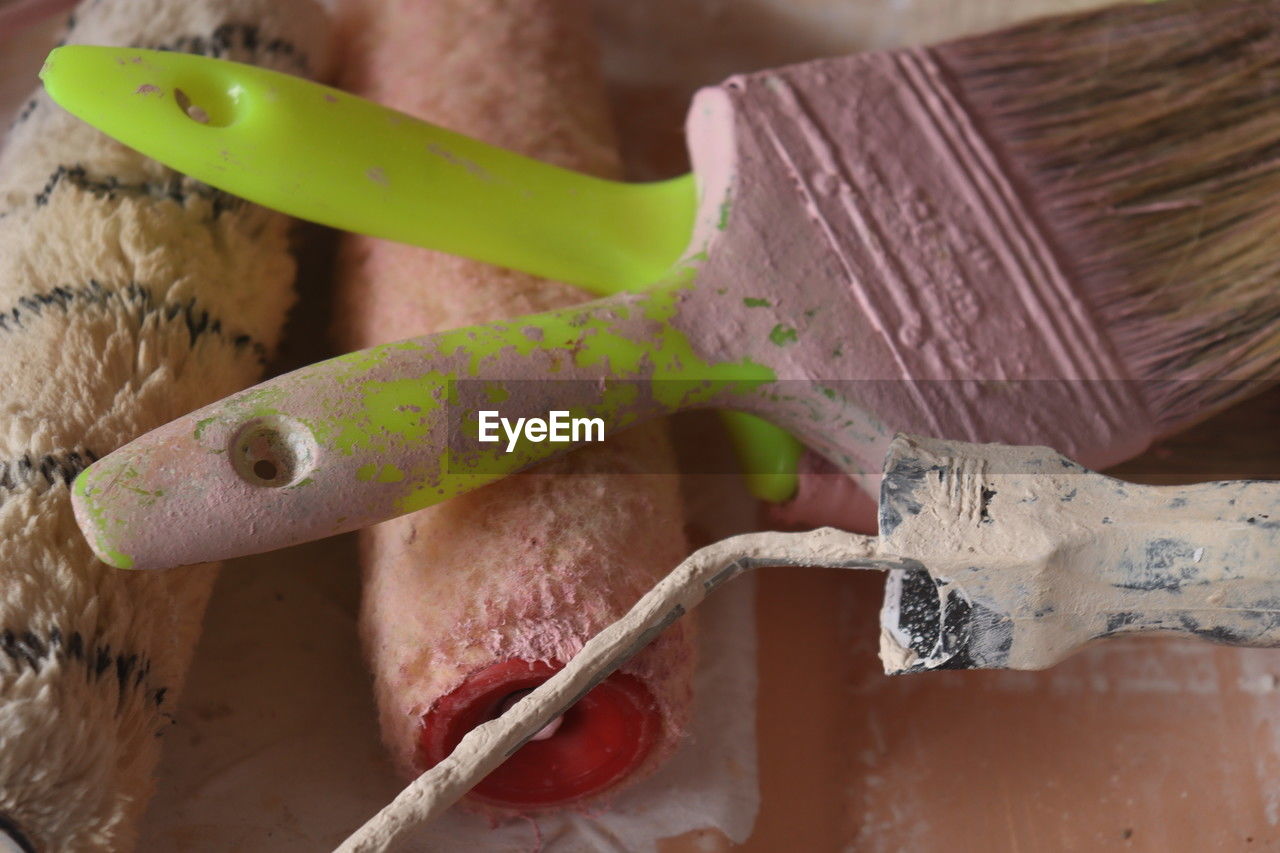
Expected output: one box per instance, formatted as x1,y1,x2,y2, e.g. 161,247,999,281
42,46,811,502
42,47,824,504
40,46,695,292
71,286,772,570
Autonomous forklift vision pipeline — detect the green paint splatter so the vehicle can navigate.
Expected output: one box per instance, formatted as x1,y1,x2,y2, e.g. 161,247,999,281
72,470,135,569
743,297,771,308
321,373,448,457
769,324,798,346
717,199,730,231
395,279,774,513
357,463,405,483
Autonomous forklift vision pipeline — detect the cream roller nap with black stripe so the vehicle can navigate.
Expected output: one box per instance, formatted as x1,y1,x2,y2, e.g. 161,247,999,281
0,1,328,849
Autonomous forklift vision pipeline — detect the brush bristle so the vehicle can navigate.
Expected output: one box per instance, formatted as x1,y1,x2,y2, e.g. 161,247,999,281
933,0,1280,433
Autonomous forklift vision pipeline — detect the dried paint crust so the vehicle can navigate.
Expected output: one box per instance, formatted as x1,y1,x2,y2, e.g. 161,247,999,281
879,436,1280,672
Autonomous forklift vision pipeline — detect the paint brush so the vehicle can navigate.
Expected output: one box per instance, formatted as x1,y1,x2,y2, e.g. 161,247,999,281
332,0,694,811
0,0,328,848
338,432,1280,850
47,0,1280,570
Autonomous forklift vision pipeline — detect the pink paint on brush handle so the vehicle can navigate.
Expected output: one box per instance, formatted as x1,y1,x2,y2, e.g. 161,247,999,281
333,0,694,810
73,293,690,571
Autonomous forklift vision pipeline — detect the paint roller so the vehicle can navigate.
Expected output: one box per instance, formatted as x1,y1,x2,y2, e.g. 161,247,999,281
330,0,694,809
0,0,328,848
339,432,1280,849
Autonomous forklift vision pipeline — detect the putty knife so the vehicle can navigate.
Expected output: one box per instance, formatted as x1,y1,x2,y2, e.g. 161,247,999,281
338,433,1280,849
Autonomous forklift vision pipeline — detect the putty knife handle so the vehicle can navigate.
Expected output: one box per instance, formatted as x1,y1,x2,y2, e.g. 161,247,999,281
1087,476,1280,650
878,436,1280,672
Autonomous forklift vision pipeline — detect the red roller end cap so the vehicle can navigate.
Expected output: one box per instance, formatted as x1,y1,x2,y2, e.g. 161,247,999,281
419,659,661,809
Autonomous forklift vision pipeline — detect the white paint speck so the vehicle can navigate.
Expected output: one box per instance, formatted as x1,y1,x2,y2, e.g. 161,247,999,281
1238,673,1279,695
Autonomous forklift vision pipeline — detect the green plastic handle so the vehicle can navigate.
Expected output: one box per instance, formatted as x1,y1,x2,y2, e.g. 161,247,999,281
720,411,805,503
39,45,693,292
41,45,803,502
